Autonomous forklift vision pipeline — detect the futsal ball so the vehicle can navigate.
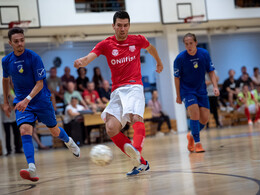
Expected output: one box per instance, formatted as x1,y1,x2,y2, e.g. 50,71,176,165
90,144,113,166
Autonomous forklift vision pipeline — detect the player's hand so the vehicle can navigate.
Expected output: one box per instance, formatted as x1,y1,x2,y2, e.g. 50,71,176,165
3,103,12,118
176,96,182,104
214,87,220,96
156,62,163,73
14,99,30,112
74,58,85,69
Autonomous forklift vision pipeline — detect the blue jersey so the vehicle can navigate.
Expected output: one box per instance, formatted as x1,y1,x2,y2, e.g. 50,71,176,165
2,49,51,105
174,47,215,97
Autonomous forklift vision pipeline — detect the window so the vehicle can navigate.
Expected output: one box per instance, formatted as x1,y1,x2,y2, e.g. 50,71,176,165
235,0,260,8
75,0,126,13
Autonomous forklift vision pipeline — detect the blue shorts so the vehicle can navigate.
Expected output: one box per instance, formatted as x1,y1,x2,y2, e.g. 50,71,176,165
15,99,57,128
182,94,209,109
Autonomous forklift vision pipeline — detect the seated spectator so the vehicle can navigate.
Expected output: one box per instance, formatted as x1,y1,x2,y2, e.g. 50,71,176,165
76,67,89,92
148,90,174,137
47,67,64,111
64,81,88,108
98,80,111,104
63,97,87,146
237,84,260,125
252,67,260,87
61,66,75,91
236,73,254,91
205,72,222,128
219,69,238,112
82,82,105,112
0,91,22,155
92,67,104,91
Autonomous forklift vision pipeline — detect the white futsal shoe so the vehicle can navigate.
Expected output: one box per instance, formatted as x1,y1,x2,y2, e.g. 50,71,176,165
124,143,141,167
20,166,39,182
127,161,150,176
65,137,80,158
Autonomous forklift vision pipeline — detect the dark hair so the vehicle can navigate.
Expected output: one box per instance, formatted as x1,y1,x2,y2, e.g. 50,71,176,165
92,67,103,90
8,27,24,41
77,67,87,75
50,67,57,71
71,96,79,101
183,33,197,42
113,11,130,24
254,67,259,72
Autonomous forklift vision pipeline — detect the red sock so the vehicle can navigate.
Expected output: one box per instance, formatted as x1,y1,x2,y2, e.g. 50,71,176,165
111,132,131,156
244,107,251,120
255,108,260,120
132,122,146,165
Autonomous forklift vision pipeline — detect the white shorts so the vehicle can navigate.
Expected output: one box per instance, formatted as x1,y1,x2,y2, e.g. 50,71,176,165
101,84,145,127
237,104,257,114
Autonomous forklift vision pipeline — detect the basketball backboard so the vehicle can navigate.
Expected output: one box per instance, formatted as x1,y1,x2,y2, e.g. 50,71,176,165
0,0,40,29
159,0,208,24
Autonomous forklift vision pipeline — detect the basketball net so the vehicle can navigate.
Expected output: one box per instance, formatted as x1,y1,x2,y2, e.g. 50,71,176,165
8,20,31,32
184,15,205,27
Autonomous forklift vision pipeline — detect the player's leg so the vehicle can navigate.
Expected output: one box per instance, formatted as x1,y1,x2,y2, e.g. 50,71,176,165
37,99,80,157
15,107,39,182
105,113,132,154
48,125,80,158
19,123,39,182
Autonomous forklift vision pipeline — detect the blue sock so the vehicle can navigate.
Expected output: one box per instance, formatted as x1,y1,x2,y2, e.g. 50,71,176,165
199,123,205,131
190,120,200,143
58,127,69,143
21,135,35,164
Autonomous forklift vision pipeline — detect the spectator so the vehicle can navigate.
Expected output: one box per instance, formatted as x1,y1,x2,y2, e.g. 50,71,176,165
147,90,174,136
237,84,260,125
63,97,86,146
47,67,64,110
219,69,238,112
252,67,260,87
238,66,254,89
205,72,222,128
236,73,254,91
82,82,105,112
64,81,88,108
0,91,22,155
76,67,89,92
92,67,104,91
64,97,85,125
61,66,75,91
98,80,111,104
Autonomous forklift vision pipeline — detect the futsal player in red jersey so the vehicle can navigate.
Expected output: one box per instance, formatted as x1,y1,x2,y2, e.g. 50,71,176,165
74,11,163,175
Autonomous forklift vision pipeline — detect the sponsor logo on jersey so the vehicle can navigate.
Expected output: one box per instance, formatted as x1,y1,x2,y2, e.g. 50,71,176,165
14,60,24,64
112,49,119,56
111,56,136,65
193,61,198,68
37,68,45,77
174,68,179,76
17,65,24,73
129,45,136,52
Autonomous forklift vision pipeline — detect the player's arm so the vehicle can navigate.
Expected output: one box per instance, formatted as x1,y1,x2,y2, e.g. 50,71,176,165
145,44,163,73
174,77,182,104
14,80,44,112
2,77,12,117
74,53,97,69
208,71,220,96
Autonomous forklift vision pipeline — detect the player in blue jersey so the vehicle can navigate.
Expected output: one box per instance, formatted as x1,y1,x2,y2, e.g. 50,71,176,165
174,33,219,153
2,27,80,182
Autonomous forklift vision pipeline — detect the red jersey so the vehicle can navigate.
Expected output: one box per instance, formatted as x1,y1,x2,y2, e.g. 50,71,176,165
82,90,100,103
91,35,150,91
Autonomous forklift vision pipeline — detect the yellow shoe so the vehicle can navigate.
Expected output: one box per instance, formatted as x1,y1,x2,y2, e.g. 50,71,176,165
195,143,205,153
187,133,195,152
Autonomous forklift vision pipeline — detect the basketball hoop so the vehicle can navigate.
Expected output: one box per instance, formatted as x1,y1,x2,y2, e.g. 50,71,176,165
8,20,31,31
184,15,205,26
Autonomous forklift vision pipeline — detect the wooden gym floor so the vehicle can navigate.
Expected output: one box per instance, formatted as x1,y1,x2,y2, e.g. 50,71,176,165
0,124,260,195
